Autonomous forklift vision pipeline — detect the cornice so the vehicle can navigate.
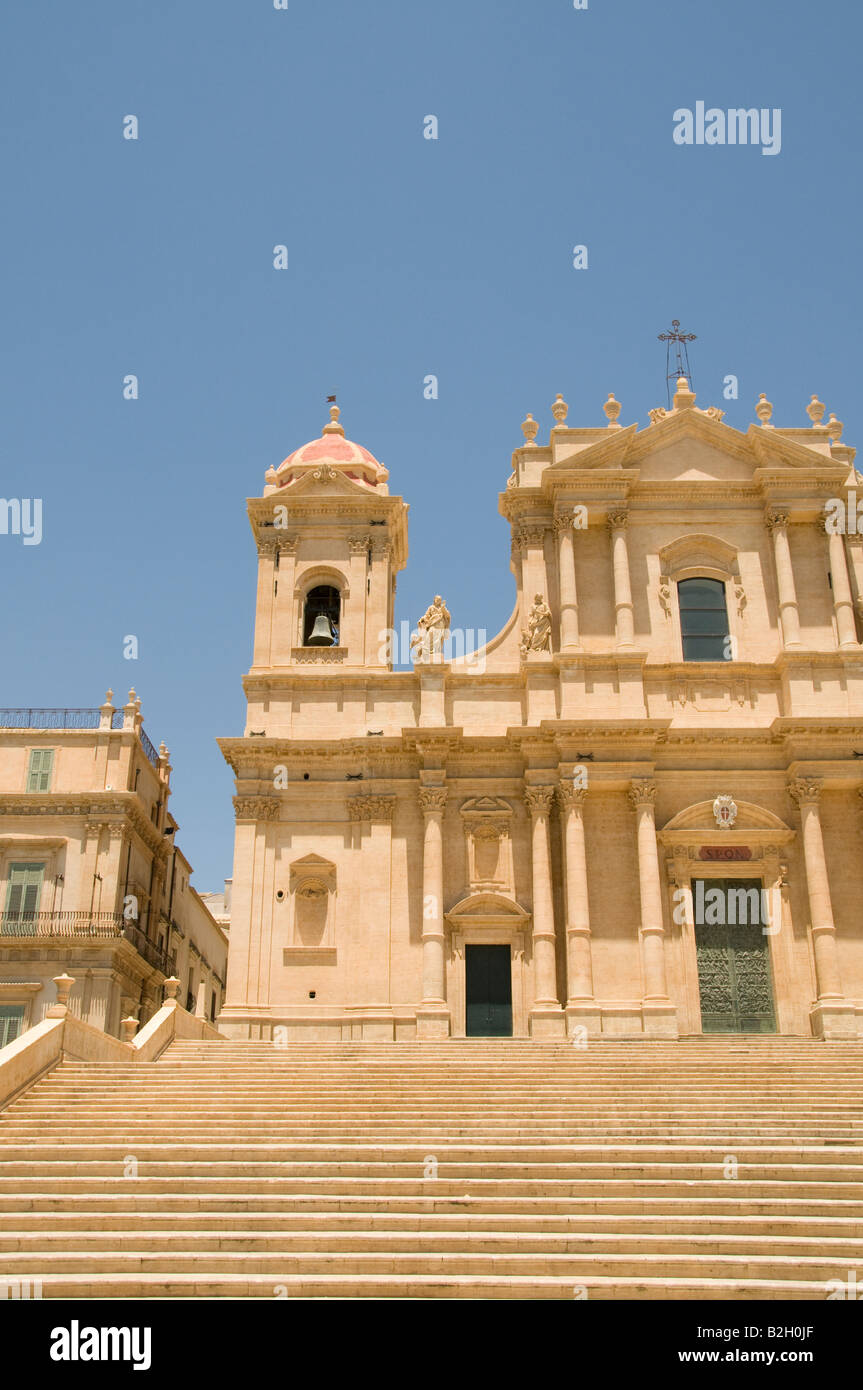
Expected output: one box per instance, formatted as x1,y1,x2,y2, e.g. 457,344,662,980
0,792,167,856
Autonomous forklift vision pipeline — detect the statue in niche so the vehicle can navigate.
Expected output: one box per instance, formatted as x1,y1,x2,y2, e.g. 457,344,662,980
411,594,451,661
520,593,552,655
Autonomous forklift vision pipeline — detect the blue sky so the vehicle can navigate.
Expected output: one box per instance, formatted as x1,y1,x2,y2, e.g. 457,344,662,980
2,0,861,889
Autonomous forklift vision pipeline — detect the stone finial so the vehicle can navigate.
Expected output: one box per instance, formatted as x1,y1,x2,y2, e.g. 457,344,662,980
603,392,622,429
521,413,539,446
322,402,345,437
46,972,75,1018
806,395,826,427
826,413,844,444
126,688,137,706
54,974,74,1006
673,377,696,411
120,1016,139,1043
551,393,568,427
99,689,116,732
755,393,774,427
163,976,181,1002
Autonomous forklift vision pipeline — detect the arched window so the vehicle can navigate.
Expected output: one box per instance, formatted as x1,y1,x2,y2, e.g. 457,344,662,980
303,585,341,646
678,578,729,661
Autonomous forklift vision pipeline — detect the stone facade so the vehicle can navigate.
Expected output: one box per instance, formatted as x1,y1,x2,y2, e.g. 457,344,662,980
219,386,863,1042
0,691,227,1041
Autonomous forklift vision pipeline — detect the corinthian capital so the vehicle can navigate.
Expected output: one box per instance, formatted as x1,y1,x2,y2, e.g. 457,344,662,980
524,785,555,818
606,509,628,532
557,782,587,810
765,508,789,533
418,787,447,817
517,526,547,549
627,779,657,810
787,778,822,807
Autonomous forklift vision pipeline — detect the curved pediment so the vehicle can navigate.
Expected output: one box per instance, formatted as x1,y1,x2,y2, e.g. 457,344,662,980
445,891,530,926
658,533,739,578
662,799,790,834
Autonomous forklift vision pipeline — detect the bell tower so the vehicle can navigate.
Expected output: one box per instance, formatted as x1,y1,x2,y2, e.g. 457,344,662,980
247,403,408,673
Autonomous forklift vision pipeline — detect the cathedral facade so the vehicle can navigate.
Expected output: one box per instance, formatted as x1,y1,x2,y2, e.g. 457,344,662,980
218,380,863,1042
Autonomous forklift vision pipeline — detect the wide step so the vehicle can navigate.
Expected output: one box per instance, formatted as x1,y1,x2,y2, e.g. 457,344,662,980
2,1037,862,1299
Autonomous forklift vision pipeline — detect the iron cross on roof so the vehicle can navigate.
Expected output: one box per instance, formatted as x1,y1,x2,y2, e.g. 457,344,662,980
658,319,696,407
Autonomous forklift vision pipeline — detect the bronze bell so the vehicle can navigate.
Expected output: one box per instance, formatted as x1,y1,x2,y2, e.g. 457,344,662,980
307,613,335,646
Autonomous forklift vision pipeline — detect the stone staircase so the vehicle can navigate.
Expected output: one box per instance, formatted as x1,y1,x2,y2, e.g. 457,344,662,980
2,1037,863,1299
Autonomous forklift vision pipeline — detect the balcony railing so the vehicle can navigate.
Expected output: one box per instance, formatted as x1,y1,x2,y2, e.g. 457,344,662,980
0,911,174,976
0,708,161,767
0,708,124,730
138,727,159,767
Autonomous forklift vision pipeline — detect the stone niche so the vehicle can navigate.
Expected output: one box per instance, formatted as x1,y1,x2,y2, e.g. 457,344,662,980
287,854,336,951
459,797,515,897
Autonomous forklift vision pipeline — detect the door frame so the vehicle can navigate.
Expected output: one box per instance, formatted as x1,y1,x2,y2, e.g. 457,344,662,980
690,875,777,1033
449,928,527,1038
445,892,531,1038
664,848,796,1036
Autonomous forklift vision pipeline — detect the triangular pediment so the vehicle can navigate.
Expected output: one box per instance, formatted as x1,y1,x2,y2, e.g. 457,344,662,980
460,796,512,816
635,434,756,483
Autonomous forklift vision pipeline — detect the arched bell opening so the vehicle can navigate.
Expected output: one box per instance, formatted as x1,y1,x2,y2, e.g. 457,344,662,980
303,585,341,646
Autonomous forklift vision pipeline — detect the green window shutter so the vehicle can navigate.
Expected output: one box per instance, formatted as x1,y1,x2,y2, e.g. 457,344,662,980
26,748,54,792
4,863,45,921
0,1006,26,1047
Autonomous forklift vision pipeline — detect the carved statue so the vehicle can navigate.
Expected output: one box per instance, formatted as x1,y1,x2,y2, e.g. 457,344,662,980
411,595,451,661
520,593,552,655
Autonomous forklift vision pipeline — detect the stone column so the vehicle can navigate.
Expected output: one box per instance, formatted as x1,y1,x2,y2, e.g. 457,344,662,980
627,780,677,1036
554,515,581,651
826,527,859,648
557,782,599,1035
765,509,802,648
83,821,105,919
524,786,565,1036
271,535,298,665
607,510,635,649
252,539,278,666
366,539,393,667
518,527,548,612
347,534,370,659
788,779,855,1037
416,787,450,1038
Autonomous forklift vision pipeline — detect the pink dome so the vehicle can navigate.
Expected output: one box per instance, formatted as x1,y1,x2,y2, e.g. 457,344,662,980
281,434,381,470
269,404,389,490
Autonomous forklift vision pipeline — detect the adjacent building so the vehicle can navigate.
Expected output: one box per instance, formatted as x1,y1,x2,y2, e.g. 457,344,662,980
0,690,227,1042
